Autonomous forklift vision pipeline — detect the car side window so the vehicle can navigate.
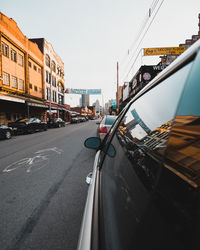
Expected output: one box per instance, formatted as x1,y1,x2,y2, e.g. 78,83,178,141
100,61,193,250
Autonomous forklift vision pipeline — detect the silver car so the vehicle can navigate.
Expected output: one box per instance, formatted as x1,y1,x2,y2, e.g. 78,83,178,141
96,115,117,140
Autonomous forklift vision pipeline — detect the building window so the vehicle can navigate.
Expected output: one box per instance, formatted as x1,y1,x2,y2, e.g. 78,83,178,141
39,88,42,93
38,68,41,74
53,91,57,102
18,54,24,66
52,76,56,87
46,71,49,82
29,83,32,89
3,72,10,86
58,94,64,105
19,79,24,91
6,113,11,121
57,67,60,75
28,61,32,67
46,87,50,100
2,42,9,57
52,61,56,72
45,54,50,67
49,73,51,84
11,49,17,62
11,76,18,88
34,86,38,92
33,65,37,71
58,82,64,93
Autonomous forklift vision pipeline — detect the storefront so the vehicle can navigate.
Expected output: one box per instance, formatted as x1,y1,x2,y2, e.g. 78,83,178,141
26,101,48,122
0,94,48,125
0,94,26,125
45,102,71,122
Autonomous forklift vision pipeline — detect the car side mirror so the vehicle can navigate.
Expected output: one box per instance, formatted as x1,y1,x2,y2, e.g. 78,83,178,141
84,137,116,158
84,137,101,149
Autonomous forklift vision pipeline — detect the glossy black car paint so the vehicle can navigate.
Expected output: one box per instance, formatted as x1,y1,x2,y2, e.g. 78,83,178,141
8,118,47,134
79,41,200,250
47,118,65,128
0,125,13,139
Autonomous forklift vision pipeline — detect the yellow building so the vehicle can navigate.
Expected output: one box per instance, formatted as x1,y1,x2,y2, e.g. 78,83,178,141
0,12,47,125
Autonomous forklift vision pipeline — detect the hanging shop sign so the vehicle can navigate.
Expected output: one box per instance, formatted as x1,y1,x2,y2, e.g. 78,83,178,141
65,88,102,95
143,46,186,56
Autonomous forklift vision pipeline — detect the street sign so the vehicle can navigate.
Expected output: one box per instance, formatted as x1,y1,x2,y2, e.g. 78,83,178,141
65,88,102,95
143,46,186,56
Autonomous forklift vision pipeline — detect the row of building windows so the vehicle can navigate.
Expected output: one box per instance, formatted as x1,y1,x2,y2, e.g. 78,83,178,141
46,88,64,104
3,72,24,90
29,83,42,93
45,54,64,78
2,41,24,66
28,61,41,73
46,88,57,102
45,71,57,87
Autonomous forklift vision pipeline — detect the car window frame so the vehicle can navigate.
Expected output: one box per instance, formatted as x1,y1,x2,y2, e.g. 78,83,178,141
99,52,197,172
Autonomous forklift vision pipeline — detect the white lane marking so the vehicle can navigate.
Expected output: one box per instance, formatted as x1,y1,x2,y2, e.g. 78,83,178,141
3,147,63,173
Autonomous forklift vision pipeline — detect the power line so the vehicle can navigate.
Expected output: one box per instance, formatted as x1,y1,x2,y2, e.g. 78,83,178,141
119,0,160,68
120,0,165,83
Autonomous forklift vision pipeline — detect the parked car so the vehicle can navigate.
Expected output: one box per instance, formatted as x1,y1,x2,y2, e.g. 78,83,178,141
96,115,117,140
78,40,200,250
71,117,80,124
79,117,87,122
8,118,47,134
0,125,13,139
47,118,65,128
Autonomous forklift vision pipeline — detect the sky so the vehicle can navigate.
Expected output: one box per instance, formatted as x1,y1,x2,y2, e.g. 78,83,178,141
1,0,200,106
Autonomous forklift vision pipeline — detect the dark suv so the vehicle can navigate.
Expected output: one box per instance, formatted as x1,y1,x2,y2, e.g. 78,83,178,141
78,39,200,250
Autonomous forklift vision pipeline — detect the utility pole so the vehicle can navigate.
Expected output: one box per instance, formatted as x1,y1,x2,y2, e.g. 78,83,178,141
49,61,52,120
116,62,119,114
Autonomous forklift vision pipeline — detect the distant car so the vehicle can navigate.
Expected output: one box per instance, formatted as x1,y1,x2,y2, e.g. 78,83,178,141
97,115,117,140
8,118,47,134
79,117,87,122
0,125,13,139
71,117,80,124
47,118,65,128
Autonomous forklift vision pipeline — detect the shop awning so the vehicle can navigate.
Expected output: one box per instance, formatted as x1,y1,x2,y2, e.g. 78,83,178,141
0,94,25,103
27,102,48,108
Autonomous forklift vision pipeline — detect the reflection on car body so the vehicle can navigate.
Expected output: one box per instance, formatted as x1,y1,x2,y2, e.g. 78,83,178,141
78,40,200,250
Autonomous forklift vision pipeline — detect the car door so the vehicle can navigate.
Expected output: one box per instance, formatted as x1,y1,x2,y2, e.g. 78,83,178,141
35,118,42,130
98,60,194,250
157,50,200,250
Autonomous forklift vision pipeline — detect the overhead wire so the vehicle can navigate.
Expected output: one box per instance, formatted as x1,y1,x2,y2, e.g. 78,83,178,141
120,0,165,83
119,0,159,68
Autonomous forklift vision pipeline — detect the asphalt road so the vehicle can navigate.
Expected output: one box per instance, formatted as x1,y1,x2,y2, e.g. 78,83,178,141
0,120,97,250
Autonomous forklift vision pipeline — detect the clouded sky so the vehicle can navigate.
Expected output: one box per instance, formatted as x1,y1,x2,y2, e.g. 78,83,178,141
1,0,200,106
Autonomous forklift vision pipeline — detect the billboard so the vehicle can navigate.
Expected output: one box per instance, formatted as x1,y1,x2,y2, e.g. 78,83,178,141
143,46,186,56
65,88,101,95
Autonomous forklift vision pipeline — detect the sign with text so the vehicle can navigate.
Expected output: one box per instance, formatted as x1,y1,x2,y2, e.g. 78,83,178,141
65,88,102,95
143,46,186,56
